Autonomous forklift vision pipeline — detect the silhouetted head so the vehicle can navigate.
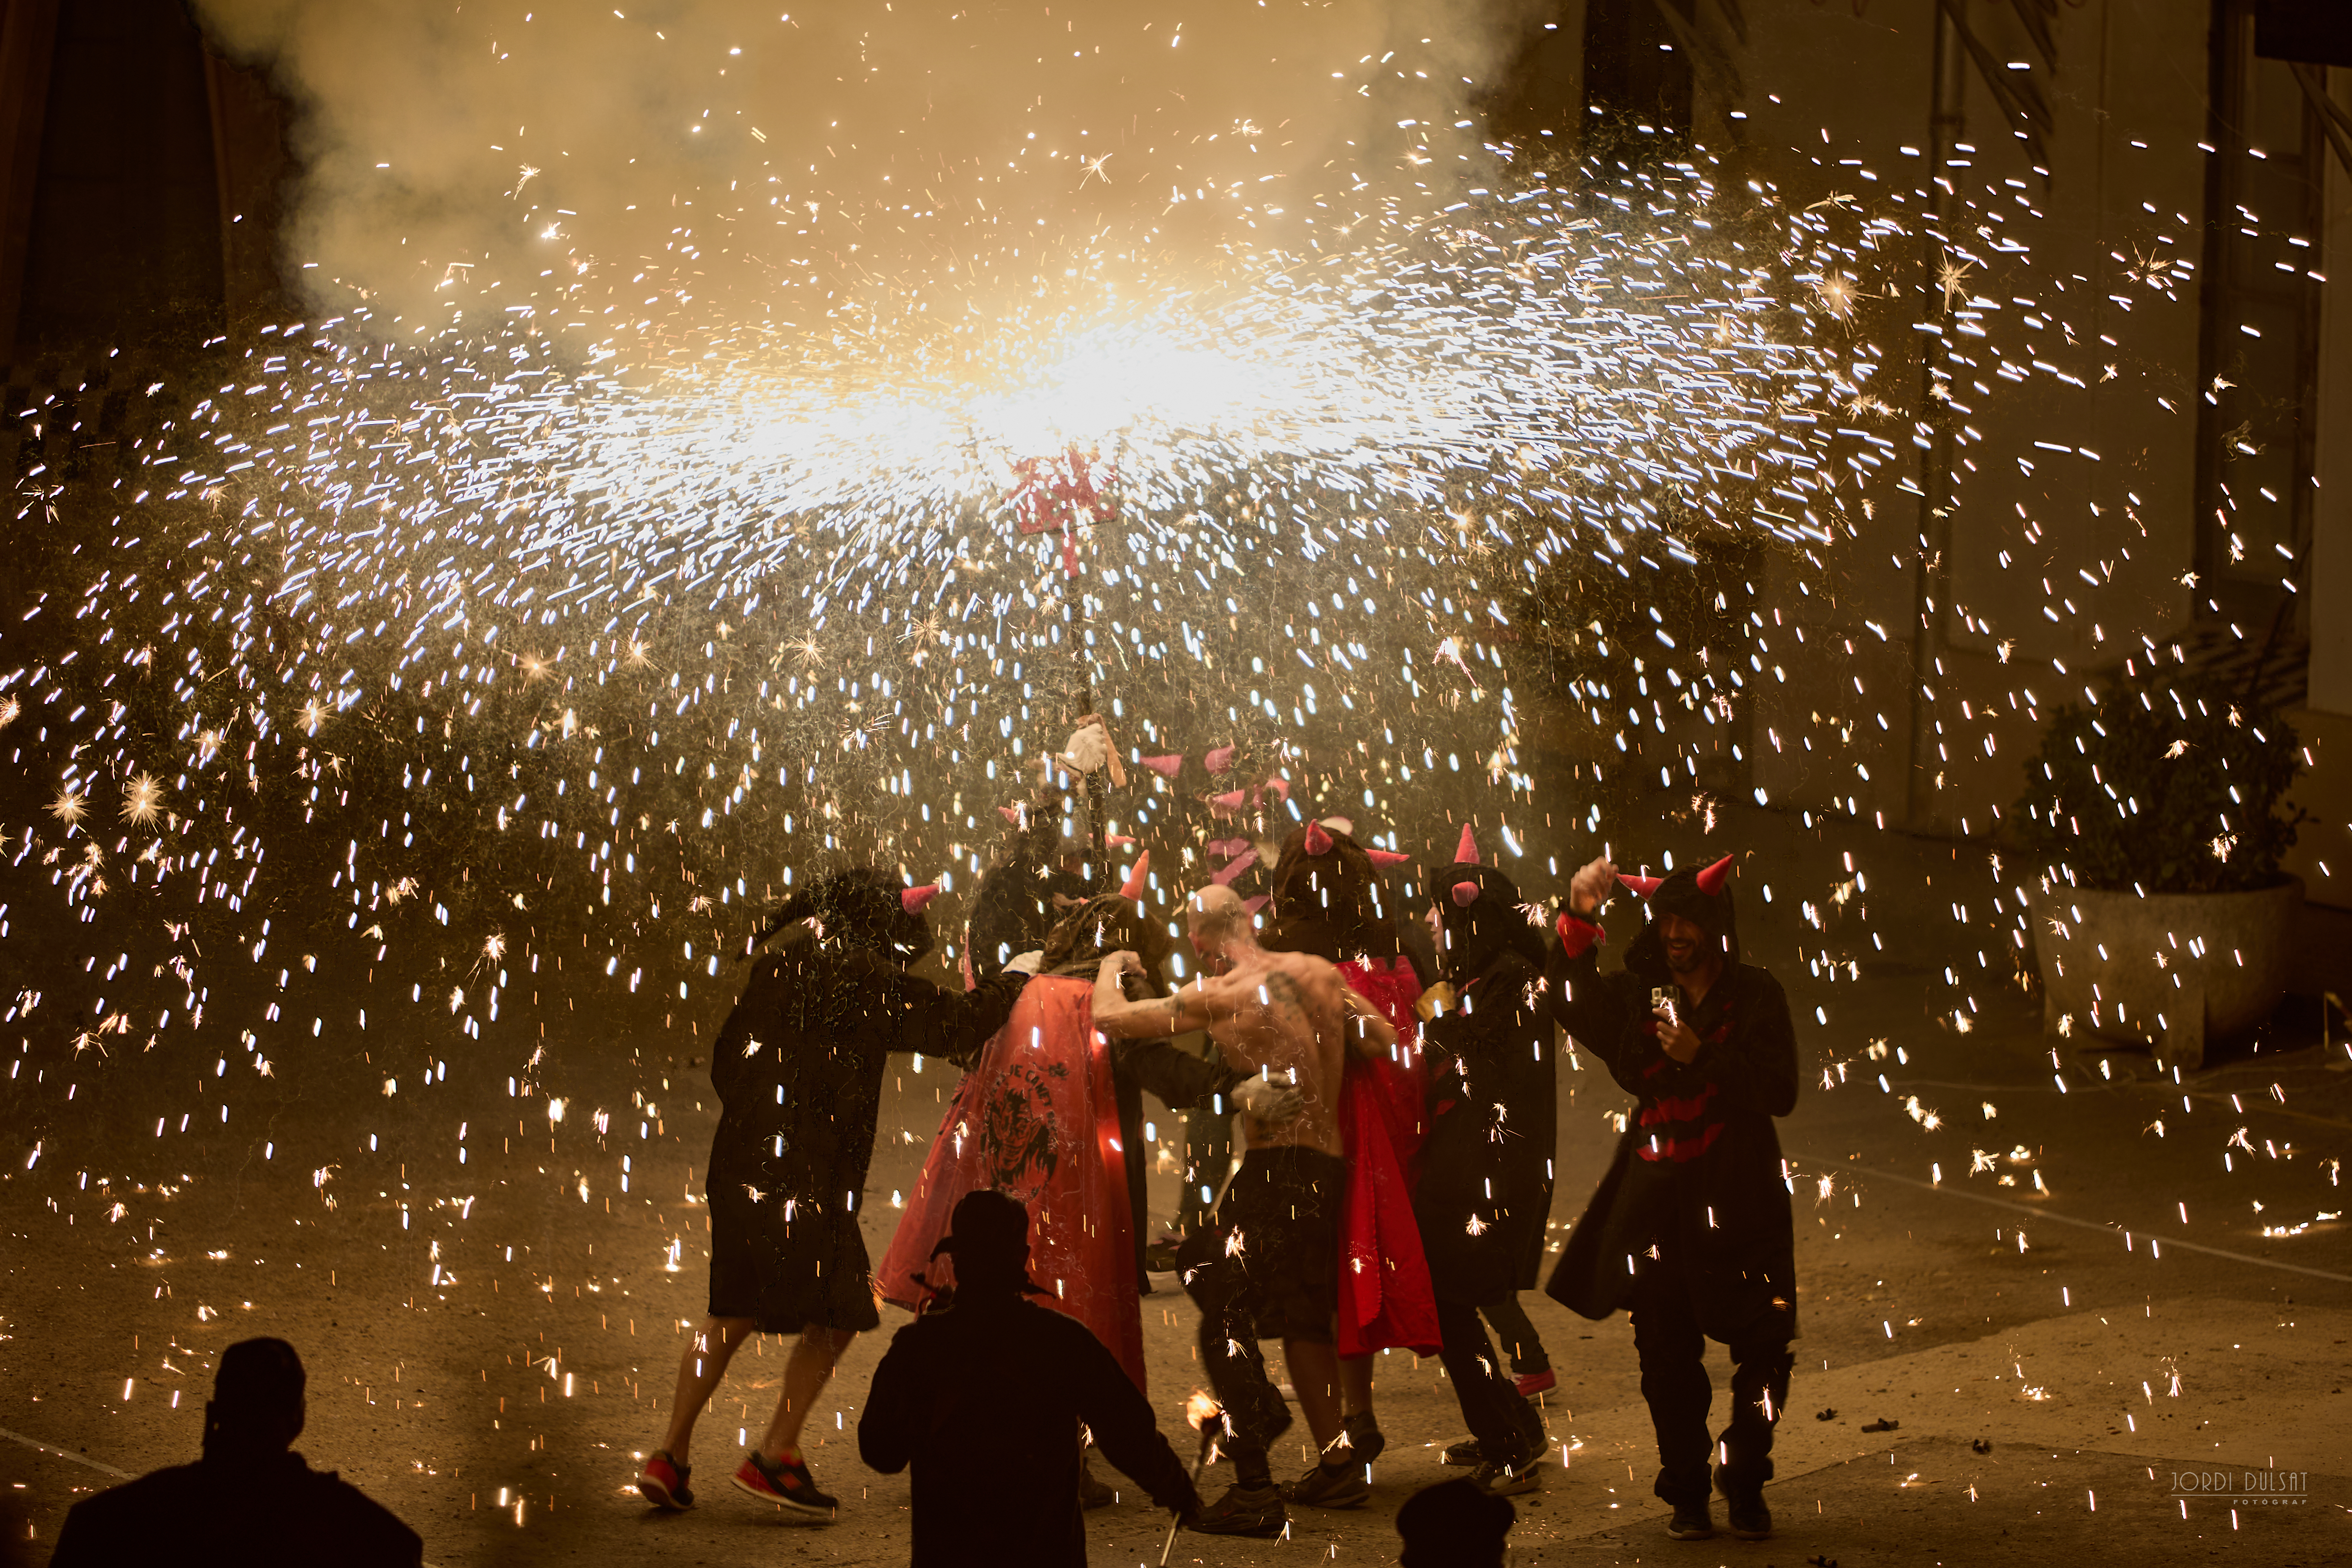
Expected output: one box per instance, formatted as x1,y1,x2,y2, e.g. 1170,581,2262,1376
1041,890,1173,993
1262,819,1399,966
1424,827,1544,982
932,1189,1043,1298
1395,1476,1514,1567
748,867,935,964
203,1337,305,1460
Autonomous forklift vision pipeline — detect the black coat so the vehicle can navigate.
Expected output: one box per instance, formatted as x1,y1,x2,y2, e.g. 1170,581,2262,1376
709,937,1026,1281
860,1292,1199,1567
1416,945,1559,1304
1542,906,1799,1344
51,1451,420,1568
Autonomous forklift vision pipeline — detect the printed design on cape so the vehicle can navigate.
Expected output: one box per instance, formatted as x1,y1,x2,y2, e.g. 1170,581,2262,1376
977,1059,1068,1202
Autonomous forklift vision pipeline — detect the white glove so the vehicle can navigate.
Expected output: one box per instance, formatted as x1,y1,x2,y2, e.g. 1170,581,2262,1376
1059,721,1109,775
1003,950,1045,976
1231,1072,1305,1125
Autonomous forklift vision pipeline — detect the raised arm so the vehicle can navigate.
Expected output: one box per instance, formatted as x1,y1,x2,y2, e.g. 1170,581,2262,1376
1091,951,1217,1040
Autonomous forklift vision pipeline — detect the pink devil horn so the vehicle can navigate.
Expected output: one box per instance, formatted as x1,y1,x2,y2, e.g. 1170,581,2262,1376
1210,788,1248,816
1303,820,1333,856
1262,777,1291,801
1450,880,1482,908
996,804,1025,827
1119,851,1151,903
1365,848,1412,867
1454,823,1479,865
901,885,941,915
1204,744,1236,775
1695,854,1734,897
1616,872,1664,898
1139,754,1185,779
1243,895,1270,915
1210,848,1259,886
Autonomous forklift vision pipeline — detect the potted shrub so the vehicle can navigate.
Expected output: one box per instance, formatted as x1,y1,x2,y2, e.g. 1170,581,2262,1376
2012,673,2306,1069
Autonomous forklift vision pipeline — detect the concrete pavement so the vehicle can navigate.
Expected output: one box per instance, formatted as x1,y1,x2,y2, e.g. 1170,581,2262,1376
3,805,2348,1565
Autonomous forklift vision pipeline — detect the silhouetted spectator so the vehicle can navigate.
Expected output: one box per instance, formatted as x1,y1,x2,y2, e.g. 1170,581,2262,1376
1396,1476,1516,1567
860,1189,1201,1565
50,1337,420,1567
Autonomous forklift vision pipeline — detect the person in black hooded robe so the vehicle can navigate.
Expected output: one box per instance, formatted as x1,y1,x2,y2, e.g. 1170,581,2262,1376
635,868,1030,1524
1416,829,1553,1496
1544,852,1798,1543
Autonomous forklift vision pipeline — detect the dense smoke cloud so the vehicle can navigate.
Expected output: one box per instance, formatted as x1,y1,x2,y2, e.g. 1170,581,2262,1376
194,0,1545,341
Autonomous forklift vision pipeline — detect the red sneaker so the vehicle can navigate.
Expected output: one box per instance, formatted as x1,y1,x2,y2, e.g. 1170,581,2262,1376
636,1450,694,1510
1514,1368,1557,1398
733,1449,839,1520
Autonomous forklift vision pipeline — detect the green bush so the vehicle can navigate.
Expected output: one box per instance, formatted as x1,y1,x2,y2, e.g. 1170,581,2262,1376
2012,674,2304,895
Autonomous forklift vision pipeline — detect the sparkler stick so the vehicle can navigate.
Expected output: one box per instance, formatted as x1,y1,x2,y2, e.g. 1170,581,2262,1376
1161,1391,1223,1567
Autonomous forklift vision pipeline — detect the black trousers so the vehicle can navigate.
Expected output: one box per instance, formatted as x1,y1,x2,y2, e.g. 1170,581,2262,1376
1480,1293,1550,1375
1176,1097,1233,1233
1436,1299,1545,1469
1179,1149,1344,1459
1629,1255,1794,1506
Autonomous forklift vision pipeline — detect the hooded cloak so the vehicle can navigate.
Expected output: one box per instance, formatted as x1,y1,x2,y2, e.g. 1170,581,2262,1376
1543,858,1800,1344
1414,855,1558,1305
708,870,1028,1332
881,891,1231,1381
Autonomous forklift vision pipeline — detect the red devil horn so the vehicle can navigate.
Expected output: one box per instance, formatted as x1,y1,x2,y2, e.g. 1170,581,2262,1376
901,885,941,915
1204,744,1236,775
1365,848,1412,867
1695,854,1734,897
1454,824,1479,865
1262,777,1290,801
1615,873,1664,898
1450,880,1482,908
1303,820,1333,856
1139,754,1184,779
1119,851,1151,903
1243,894,1270,915
1210,788,1248,815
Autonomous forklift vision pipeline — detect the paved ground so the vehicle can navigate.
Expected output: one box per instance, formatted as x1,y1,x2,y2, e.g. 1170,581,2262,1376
4,805,2350,1565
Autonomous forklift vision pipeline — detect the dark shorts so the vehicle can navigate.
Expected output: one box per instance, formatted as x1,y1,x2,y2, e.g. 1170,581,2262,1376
707,1180,882,1335
1186,1145,1345,1343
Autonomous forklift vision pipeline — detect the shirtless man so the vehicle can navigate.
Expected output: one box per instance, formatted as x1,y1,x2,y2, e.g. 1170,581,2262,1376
1092,884,1396,1537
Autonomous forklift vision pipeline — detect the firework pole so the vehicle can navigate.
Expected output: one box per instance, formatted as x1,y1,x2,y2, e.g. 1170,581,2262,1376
1014,446,1120,890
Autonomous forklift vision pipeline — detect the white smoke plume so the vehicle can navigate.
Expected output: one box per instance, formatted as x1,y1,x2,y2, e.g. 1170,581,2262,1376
193,0,1546,345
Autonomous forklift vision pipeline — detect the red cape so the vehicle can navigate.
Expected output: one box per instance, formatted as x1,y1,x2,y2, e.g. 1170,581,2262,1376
1335,956,1442,1359
878,976,1147,1391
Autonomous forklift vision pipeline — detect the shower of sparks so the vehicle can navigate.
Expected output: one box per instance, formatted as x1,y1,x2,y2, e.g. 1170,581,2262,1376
0,86,2324,1531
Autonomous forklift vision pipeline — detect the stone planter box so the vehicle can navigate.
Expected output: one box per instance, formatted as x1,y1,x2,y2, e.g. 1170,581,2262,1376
2027,876,2304,1070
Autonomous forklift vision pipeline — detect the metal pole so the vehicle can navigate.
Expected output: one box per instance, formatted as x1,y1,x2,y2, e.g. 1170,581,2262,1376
1906,3,1966,833
1061,546,1110,892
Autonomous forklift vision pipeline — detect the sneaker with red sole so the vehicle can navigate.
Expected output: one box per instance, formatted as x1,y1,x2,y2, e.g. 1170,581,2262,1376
636,1450,694,1510
733,1449,839,1521
1514,1368,1557,1398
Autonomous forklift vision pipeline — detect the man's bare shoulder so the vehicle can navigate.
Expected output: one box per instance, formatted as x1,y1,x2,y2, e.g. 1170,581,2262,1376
1263,949,1345,995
